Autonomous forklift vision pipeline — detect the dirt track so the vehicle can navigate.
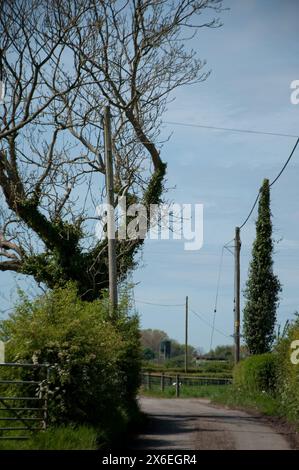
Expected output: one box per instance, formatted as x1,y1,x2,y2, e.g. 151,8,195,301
132,397,291,450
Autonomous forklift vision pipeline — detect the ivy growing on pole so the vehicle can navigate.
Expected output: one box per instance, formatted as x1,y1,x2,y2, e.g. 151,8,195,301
243,179,281,354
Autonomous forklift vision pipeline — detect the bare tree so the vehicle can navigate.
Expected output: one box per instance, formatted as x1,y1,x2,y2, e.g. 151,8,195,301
0,0,223,300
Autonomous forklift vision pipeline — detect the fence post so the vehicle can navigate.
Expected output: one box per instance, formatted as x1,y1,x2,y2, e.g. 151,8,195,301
160,372,164,392
175,374,180,397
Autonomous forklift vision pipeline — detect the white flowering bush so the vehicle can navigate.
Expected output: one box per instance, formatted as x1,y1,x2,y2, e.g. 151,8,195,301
0,284,141,428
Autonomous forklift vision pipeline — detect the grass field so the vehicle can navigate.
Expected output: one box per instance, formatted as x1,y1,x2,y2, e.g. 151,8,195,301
141,384,231,399
142,361,233,378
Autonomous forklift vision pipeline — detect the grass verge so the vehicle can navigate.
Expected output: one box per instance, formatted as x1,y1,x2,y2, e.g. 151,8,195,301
0,425,99,450
141,384,230,400
0,403,145,450
141,384,292,422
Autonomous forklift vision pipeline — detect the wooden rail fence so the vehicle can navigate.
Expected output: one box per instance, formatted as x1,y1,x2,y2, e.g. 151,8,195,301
141,372,232,397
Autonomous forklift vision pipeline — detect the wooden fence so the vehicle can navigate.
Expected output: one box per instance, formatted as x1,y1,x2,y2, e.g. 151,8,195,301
141,372,232,397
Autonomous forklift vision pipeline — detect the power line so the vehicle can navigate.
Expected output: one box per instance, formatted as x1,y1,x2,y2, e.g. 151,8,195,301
136,298,230,337
270,137,299,187
224,238,235,255
239,137,299,229
239,191,260,229
190,307,230,339
135,299,184,307
164,121,299,139
137,131,299,346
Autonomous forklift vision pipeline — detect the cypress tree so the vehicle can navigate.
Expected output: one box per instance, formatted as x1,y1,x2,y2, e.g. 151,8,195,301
243,179,281,354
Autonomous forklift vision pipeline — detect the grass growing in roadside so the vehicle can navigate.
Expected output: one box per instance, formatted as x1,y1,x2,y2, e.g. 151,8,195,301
0,403,146,450
210,387,281,416
141,384,231,400
141,384,281,417
0,425,99,450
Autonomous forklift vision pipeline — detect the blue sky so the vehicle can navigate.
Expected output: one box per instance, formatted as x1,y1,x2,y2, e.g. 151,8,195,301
1,0,299,352
132,0,299,351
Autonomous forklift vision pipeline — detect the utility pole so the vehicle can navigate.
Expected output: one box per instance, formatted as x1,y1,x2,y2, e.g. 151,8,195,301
234,227,241,363
103,105,118,313
185,296,188,373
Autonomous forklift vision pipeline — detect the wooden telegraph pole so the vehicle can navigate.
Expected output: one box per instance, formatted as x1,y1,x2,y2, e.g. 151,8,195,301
234,227,241,363
103,106,118,313
185,295,189,373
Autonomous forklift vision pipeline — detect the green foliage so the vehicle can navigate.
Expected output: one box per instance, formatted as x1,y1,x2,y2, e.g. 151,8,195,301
142,383,280,418
33,425,98,450
0,284,142,428
142,360,233,376
163,351,195,369
142,384,231,400
142,319,299,430
195,360,233,374
207,344,234,361
140,328,196,366
219,319,299,426
143,163,167,208
275,315,299,421
243,179,281,354
233,353,278,394
170,342,196,359
19,164,167,301
0,425,99,450
212,388,280,417
143,347,155,360
140,329,168,357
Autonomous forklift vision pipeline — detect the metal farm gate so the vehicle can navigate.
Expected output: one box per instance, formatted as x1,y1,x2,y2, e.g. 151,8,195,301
0,363,49,441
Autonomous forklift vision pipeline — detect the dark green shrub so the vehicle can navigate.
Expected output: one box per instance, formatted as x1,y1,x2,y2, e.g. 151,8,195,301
275,316,299,421
233,353,278,394
0,284,141,428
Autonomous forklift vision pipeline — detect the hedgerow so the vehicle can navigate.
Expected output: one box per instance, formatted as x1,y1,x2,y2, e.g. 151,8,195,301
275,315,299,421
0,284,142,433
233,353,278,394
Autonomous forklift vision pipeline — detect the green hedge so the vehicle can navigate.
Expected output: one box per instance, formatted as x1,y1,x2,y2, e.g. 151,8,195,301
233,353,278,393
232,319,299,424
275,317,299,421
0,284,141,431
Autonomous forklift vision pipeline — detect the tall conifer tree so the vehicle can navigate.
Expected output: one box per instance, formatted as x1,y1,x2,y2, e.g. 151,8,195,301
243,179,281,354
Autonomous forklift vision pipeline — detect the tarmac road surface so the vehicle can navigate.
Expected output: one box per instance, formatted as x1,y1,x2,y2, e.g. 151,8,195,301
132,397,291,450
